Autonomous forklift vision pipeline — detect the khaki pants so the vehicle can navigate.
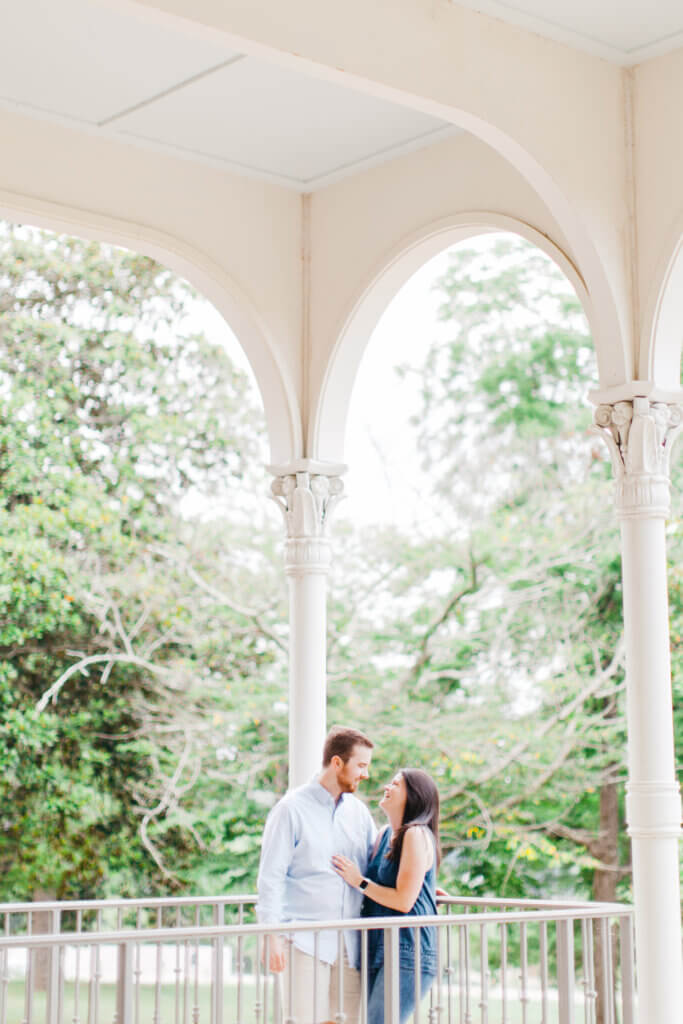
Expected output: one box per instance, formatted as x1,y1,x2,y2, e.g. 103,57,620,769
279,943,361,1024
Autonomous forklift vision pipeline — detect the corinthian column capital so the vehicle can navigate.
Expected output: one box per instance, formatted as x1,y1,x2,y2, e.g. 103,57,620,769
269,460,345,575
592,397,683,519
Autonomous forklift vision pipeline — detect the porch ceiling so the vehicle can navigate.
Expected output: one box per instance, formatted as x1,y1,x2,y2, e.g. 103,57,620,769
0,0,455,191
2,2,682,195
452,0,683,65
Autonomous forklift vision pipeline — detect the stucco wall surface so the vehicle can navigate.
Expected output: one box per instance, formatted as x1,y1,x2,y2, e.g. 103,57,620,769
634,50,683,388
307,132,590,458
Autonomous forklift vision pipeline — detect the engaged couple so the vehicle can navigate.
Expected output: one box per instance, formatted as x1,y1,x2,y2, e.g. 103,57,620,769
257,726,441,1024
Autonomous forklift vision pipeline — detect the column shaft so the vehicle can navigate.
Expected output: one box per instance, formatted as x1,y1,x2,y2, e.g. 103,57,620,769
270,465,344,790
594,398,682,1024
620,517,681,1023
287,549,329,788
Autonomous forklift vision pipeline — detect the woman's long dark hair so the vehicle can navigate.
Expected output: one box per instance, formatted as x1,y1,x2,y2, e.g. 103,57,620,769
387,768,441,868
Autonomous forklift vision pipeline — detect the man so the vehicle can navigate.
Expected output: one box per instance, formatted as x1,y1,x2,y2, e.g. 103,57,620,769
257,726,376,1023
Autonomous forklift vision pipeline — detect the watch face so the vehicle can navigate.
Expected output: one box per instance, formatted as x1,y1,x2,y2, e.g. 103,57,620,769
359,878,368,890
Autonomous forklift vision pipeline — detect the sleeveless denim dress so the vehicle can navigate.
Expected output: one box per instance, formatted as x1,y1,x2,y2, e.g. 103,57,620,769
360,826,438,975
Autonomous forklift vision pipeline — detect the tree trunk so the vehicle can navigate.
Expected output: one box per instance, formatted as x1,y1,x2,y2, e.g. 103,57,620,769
32,888,57,992
592,780,620,1024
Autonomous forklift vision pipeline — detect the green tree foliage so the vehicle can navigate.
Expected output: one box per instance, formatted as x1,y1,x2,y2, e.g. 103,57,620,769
1,225,680,920
325,236,680,905
0,223,284,899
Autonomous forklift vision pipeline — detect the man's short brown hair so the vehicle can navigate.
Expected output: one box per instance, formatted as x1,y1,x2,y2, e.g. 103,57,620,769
322,726,373,766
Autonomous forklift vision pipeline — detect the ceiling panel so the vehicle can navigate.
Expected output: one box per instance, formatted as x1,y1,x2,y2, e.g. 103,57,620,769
0,0,240,124
453,1,683,60
112,58,451,184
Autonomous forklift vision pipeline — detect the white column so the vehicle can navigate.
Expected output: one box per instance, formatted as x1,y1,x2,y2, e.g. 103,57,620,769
593,397,683,1024
270,461,345,789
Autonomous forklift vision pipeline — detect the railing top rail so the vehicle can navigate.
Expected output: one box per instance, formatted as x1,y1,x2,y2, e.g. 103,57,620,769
0,894,258,914
437,896,605,910
0,893,626,915
0,905,635,947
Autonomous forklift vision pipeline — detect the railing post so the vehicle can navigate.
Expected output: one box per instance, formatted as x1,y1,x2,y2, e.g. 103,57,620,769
557,918,575,1024
619,916,636,1024
212,904,224,1024
116,941,135,1024
46,909,61,1024
384,927,400,1024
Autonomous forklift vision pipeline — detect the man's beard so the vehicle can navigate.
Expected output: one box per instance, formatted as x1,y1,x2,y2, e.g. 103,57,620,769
338,769,357,793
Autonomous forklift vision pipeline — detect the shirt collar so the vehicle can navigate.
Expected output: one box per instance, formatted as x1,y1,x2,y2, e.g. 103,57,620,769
308,779,346,808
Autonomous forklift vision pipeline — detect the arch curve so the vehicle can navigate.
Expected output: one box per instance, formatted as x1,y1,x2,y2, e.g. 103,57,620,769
643,221,683,391
310,211,599,463
0,189,302,465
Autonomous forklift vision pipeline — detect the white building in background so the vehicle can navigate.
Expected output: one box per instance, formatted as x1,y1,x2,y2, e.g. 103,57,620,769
0,2,681,1020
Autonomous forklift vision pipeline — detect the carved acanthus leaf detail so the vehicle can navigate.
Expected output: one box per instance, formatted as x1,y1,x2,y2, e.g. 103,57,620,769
592,398,683,518
270,472,344,539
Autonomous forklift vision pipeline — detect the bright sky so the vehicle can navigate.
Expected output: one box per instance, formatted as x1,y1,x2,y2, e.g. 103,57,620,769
201,246,456,530
340,249,453,530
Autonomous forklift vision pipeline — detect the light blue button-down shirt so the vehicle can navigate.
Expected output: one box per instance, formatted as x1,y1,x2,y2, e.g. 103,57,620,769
256,781,377,966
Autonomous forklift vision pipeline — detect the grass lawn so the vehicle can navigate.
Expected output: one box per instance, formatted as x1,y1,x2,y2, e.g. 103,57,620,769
2,978,618,1023
2,979,261,1023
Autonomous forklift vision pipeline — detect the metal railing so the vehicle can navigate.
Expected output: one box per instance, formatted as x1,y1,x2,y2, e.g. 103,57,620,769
0,894,636,1024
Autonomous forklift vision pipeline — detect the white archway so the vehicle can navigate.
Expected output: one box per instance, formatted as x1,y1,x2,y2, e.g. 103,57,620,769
106,0,631,388
310,212,595,462
0,189,303,465
643,221,683,391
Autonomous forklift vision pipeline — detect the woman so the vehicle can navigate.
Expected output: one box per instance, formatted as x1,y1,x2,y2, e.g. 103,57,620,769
332,768,440,1024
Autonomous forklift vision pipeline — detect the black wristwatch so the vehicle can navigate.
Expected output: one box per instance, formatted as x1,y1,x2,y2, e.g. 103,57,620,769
359,877,369,890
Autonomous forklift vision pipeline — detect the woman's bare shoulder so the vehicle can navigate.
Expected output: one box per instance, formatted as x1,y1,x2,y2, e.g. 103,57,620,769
404,825,435,866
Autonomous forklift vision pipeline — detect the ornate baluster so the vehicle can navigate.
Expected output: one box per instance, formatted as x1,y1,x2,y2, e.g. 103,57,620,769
134,908,142,1024
618,915,636,1024
556,918,575,1024
1,913,9,1024
183,941,190,1024
462,924,471,1024
428,921,442,1024
235,906,244,1024
413,925,421,1024
500,922,508,1024
91,910,102,1024
600,919,614,1024
539,921,549,1024
193,906,200,1024
581,918,596,1024
212,902,224,1024
518,922,529,1024
254,933,262,1024
335,930,345,1024
153,907,162,1024
113,908,123,1024
262,935,270,1024
478,924,488,1024
22,912,33,1024
443,922,454,1024
73,910,82,1024
360,930,368,1024
174,907,182,1024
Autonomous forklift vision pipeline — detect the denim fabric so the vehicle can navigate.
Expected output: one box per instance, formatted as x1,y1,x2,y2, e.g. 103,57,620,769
367,964,437,1024
361,827,437,973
